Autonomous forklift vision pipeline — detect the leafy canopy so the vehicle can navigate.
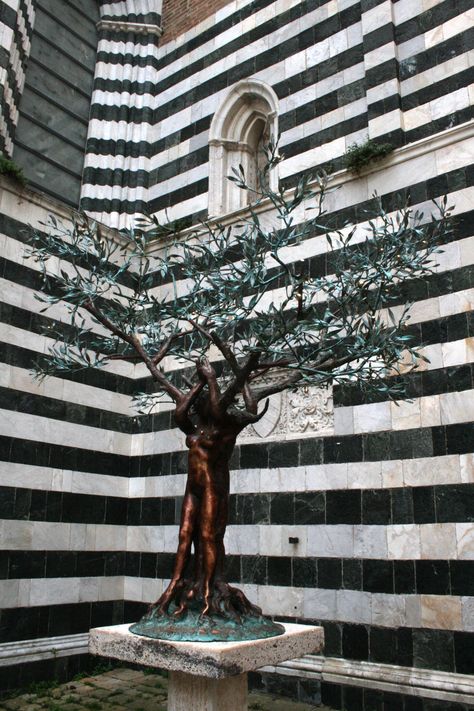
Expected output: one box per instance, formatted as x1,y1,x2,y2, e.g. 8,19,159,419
26,146,451,416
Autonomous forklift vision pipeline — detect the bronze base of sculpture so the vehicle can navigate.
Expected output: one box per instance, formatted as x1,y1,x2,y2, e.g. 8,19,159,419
130,601,285,642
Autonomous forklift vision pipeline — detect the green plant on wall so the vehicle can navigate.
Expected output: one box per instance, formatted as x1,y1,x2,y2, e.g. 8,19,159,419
0,153,27,186
344,138,393,174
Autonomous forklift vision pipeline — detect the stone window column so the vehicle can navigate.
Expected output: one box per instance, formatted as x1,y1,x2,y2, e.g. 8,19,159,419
208,79,279,218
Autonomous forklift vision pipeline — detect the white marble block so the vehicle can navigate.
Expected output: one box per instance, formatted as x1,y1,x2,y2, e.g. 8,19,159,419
89,622,324,711
89,622,323,677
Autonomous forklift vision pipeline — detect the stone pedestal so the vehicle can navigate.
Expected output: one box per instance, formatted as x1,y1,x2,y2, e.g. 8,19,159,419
89,622,324,711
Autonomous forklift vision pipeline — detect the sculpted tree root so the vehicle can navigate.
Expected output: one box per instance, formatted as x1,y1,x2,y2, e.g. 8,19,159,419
153,579,262,624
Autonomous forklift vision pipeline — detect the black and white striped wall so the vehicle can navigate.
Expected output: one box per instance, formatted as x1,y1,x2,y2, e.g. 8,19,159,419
80,0,473,706
0,171,149,689
0,0,35,156
81,0,474,228
0,0,473,708
10,0,100,206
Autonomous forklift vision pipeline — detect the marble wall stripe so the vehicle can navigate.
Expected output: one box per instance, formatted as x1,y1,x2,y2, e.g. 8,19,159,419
2,550,474,600
0,357,472,438
3,380,474,453
1,418,473,479
0,460,132,497
0,408,137,456
1,453,472,499
123,382,474,453
1,481,474,528
123,577,474,634
0,575,124,609
0,599,126,644
1,573,473,637
0,434,134,476
398,26,474,77
0,338,138,397
0,363,134,416
2,518,474,563
100,0,162,25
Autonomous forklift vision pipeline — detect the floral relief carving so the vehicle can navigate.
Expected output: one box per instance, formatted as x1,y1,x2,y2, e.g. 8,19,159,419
287,385,333,434
239,384,333,440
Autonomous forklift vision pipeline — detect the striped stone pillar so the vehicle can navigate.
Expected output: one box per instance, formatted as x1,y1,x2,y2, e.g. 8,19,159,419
81,0,163,229
361,0,404,147
0,0,35,156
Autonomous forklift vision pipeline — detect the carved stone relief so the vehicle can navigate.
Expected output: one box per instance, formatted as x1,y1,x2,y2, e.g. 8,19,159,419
239,384,334,440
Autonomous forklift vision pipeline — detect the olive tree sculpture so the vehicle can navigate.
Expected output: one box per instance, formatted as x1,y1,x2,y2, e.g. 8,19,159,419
27,150,450,640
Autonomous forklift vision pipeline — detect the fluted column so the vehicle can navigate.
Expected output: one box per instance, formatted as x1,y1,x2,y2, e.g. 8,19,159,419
81,0,163,229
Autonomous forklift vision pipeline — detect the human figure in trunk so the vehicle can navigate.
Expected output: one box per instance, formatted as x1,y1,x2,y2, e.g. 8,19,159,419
154,358,269,620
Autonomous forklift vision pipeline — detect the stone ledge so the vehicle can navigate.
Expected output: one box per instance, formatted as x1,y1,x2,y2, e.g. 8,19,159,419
260,656,474,707
0,633,89,667
2,632,472,706
96,20,163,36
89,623,324,679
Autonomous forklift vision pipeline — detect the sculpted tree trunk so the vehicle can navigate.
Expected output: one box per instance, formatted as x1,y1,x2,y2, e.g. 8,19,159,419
152,360,268,621
155,423,258,620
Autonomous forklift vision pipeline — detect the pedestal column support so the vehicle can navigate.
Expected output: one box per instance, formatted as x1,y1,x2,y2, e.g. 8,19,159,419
168,670,247,711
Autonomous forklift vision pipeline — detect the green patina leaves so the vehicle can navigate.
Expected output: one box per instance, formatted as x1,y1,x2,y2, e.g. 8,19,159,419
25,145,452,410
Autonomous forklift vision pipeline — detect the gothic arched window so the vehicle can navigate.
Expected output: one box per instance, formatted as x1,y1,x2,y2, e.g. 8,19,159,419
208,79,279,217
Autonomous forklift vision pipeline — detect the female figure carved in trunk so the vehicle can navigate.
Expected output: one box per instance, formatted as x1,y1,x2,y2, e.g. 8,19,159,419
154,358,270,621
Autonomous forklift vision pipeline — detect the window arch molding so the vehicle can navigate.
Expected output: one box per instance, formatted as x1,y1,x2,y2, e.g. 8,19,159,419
208,79,279,217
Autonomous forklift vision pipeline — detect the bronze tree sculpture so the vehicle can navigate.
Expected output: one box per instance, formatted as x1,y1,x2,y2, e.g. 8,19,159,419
27,151,450,638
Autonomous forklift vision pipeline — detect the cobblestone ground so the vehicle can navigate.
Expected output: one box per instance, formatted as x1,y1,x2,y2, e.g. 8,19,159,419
0,668,334,711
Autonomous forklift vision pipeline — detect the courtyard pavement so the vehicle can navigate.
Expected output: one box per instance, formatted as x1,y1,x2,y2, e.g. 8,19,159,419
0,667,334,711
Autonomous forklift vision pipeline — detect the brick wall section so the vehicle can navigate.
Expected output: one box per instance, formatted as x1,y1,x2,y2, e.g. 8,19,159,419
160,0,231,43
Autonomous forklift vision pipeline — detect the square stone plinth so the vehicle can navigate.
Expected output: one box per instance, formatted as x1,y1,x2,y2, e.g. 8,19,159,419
89,623,324,679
